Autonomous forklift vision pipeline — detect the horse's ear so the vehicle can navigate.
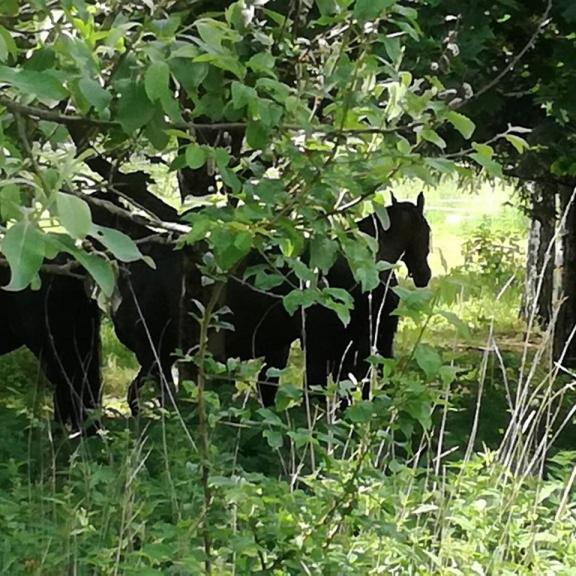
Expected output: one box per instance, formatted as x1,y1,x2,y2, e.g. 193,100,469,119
391,192,398,205
416,191,425,213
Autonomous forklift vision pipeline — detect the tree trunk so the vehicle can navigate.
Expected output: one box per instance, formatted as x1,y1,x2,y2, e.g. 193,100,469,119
521,181,556,328
553,184,576,364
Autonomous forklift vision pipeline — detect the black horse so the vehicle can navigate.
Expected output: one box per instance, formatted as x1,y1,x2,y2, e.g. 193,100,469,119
0,268,101,431
226,192,432,405
121,192,431,412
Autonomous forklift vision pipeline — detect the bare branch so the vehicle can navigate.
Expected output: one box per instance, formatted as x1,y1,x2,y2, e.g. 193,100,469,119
0,256,85,280
0,95,414,138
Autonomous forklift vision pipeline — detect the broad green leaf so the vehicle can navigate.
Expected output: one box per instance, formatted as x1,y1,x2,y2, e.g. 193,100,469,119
263,430,284,449
185,143,207,169
470,152,503,178
246,121,269,149
505,134,530,154
254,98,283,127
212,227,252,270
310,236,338,274
169,58,208,94
256,78,291,103
320,287,354,326
382,36,402,65
0,184,21,221
353,0,396,22
316,0,339,16
446,111,476,139
145,60,171,102
145,110,170,151
247,52,276,76
231,81,256,109
89,225,144,263
78,77,112,112
196,18,241,52
117,82,155,134
56,193,92,239
374,204,391,231
283,288,320,315
0,66,67,102
425,158,456,174
420,128,446,149
346,401,375,423
1,221,45,291
414,344,442,378
67,247,116,297
0,26,17,63
0,0,18,16
274,383,302,411
194,53,246,80
472,142,494,157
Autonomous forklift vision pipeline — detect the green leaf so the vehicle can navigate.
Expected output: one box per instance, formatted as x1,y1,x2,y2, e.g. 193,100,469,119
69,248,116,297
145,110,170,151
194,53,246,80
472,142,494,157
263,430,284,449
414,344,442,378
145,60,171,102
0,26,17,63
1,221,45,291
256,78,291,103
56,192,92,239
78,77,112,112
505,134,529,154
247,52,276,76
89,225,144,262
470,152,503,178
283,288,320,315
169,58,208,95
420,128,446,149
185,143,207,169
117,82,155,134
353,0,396,22
346,401,375,423
446,111,476,139
382,36,402,65
212,227,252,270
246,121,269,149
0,183,21,221
374,204,390,231
0,66,67,102
310,236,338,274
231,81,256,109
0,0,18,16
274,383,302,411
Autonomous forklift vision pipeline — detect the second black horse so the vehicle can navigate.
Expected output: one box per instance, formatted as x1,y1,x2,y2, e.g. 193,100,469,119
120,192,431,411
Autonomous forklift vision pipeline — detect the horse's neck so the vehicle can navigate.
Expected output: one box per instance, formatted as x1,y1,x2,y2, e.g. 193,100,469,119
358,215,405,264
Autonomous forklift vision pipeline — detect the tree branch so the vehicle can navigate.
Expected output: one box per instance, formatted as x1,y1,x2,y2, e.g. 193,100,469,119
0,95,417,138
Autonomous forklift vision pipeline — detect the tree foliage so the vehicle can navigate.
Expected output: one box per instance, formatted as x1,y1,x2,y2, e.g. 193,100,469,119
0,0,496,307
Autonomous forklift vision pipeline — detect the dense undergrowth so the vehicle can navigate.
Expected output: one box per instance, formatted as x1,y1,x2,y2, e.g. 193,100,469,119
1,194,576,575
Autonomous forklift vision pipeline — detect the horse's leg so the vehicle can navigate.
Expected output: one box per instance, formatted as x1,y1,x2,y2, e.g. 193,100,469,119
41,296,102,432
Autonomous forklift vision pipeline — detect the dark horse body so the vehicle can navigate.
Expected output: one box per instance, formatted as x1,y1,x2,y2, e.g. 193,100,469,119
122,193,431,411
226,193,432,405
0,268,101,430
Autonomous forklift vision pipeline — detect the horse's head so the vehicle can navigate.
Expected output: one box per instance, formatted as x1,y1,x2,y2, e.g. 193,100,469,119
374,192,432,288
